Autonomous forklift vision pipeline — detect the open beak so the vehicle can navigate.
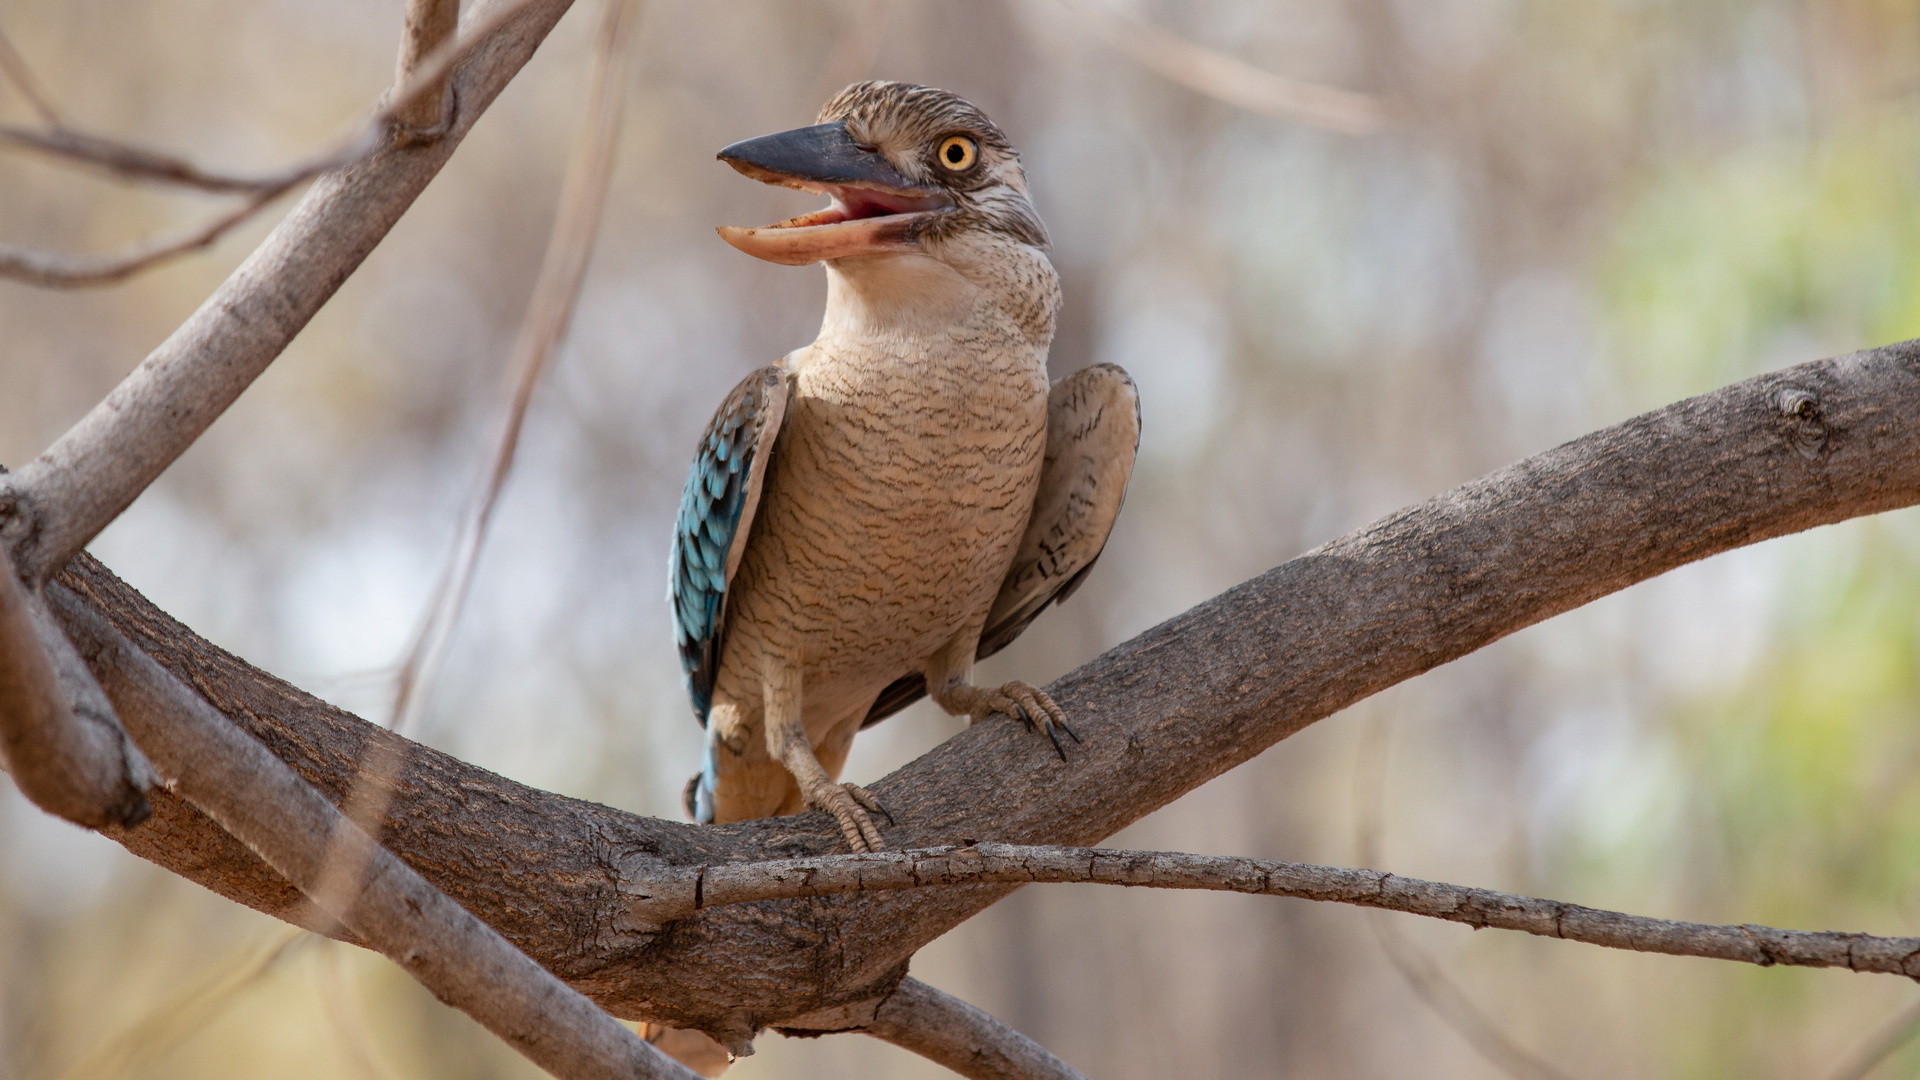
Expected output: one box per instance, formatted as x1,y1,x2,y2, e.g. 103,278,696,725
715,121,952,265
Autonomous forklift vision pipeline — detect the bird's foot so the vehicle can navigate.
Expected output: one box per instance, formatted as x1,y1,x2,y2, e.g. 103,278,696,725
806,780,889,852
966,680,1081,761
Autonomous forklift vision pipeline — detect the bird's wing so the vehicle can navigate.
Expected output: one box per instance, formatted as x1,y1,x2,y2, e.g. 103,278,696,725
862,363,1140,728
670,365,793,726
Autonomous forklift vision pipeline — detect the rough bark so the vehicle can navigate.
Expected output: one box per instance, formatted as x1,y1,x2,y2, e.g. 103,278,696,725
50,585,698,1080
633,843,1920,979
48,341,1920,1044
0,544,150,827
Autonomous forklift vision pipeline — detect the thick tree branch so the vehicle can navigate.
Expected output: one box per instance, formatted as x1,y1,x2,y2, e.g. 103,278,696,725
622,844,1920,979
0,542,150,827
0,0,576,581
48,585,698,1080
40,342,1920,1043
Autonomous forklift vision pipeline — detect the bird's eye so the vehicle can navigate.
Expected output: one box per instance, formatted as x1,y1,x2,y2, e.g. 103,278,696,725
937,136,977,171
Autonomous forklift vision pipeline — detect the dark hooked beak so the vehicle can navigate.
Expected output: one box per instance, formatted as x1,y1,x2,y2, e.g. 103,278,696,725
718,122,920,193
715,121,952,265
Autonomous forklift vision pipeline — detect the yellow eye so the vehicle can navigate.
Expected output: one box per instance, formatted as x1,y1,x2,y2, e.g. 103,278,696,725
937,136,977,171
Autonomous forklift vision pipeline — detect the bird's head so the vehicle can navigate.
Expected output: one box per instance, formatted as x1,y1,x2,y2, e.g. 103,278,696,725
714,81,1047,268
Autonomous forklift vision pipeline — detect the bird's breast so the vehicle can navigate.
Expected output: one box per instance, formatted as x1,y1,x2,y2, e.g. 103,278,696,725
735,331,1049,679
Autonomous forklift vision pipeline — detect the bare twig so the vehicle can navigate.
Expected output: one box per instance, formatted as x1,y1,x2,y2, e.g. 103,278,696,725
1353,712,1572,1080
1368,917,1576,1080
0,190,280,289
0,541,150,827
1052,0,1391,134
307,4,636,1021
394,0,463,132
862,978,1087,1080
0,128,354,195
0,21,62,127
0,0,578,584
53,928,309,1080
0,0,544,290
617,843,1920,981
0,0,533,195
49,585,699,1080
1826,996,1920,1080
390,0,637,737
316,940,408,1080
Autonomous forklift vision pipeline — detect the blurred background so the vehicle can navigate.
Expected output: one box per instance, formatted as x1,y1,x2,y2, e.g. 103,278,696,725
3,0,1920,1076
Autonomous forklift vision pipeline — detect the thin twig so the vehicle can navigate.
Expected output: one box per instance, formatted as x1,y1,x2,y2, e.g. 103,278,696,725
389,0,637,737
0,0,533,195
0,20,62,127
1826,996,1920,1080
0,0,543,290
315,940,408,1080
0,190,280,289
0,128,357,195
0,0,578,585
394,0,463,133
1354,711,1573,1080
1051,0,1391,134
50,584,700,1080
619,842,1920,981
52,928,308,1080
303,0,636,1018
1368,917,1576,1080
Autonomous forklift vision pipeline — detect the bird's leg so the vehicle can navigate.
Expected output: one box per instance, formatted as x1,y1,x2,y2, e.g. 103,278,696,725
763,664,886,852
925,637,1079,761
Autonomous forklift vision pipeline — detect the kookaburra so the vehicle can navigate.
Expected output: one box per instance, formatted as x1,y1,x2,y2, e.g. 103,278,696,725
671,81,1139,852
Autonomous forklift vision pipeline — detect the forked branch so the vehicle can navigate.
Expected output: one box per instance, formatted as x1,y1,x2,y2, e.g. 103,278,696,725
394,0,464,132
0,0,577,582
43,340,1920,1043
50,586,699,1080
0,0,543,289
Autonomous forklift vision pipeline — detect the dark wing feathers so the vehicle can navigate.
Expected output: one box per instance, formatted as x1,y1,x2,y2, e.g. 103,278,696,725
670,365,791,725
861,363,1140,728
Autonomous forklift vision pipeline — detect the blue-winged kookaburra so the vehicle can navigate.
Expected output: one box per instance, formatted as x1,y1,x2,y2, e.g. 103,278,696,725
671,82,1140,852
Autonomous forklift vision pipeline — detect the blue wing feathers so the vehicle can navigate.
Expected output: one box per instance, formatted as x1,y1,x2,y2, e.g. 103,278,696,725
669,366,788,725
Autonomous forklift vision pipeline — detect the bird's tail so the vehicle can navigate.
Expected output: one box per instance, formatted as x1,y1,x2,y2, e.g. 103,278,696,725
681,732,720,823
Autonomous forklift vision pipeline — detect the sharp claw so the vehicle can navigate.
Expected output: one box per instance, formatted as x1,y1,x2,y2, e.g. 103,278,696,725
1044,721,1068,761
1056,717,1081,743
844,783,896,827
